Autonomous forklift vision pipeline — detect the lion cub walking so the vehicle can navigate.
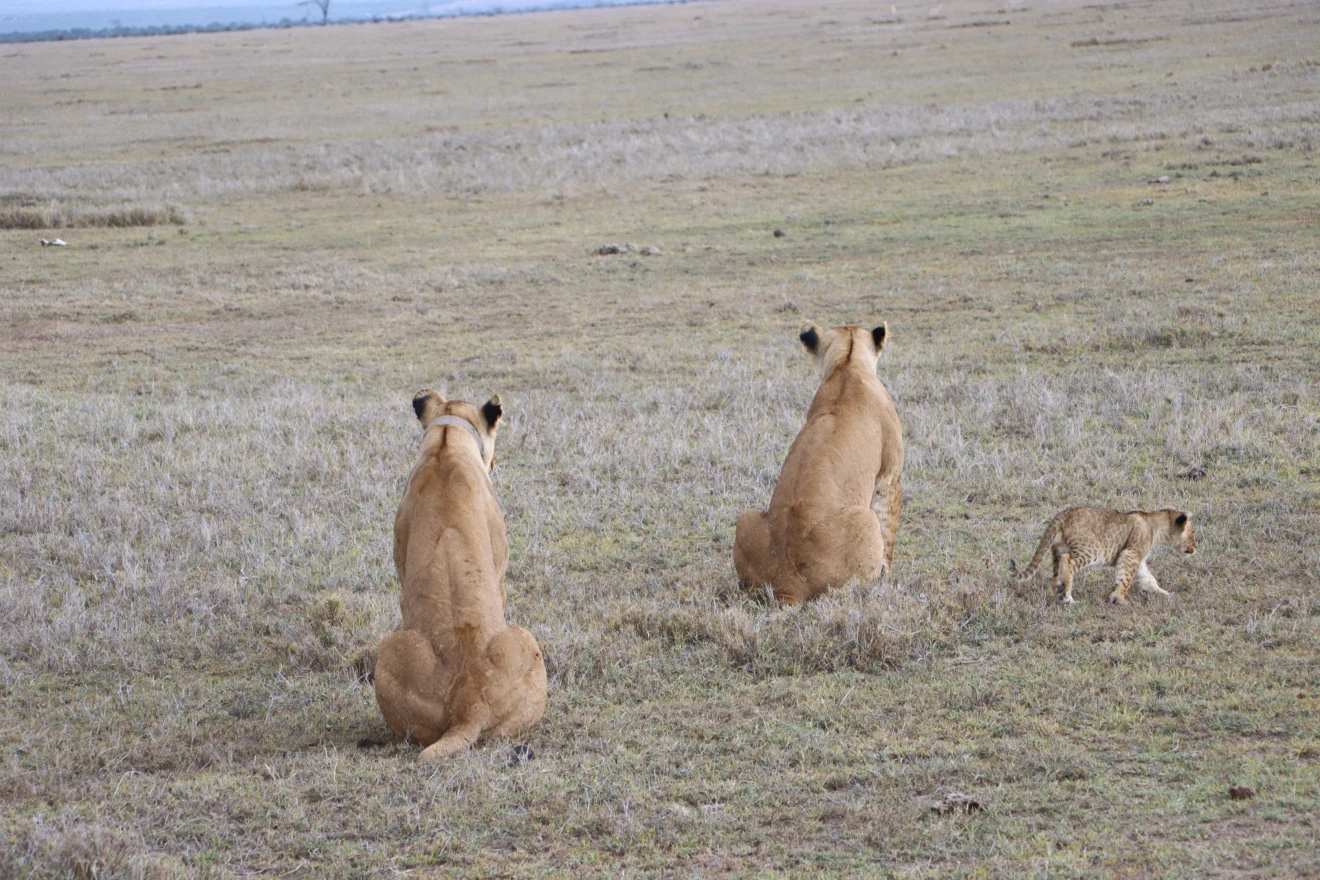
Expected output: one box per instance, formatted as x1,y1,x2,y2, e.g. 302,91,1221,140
1012,507,1196,604
734,322,904,605
374,390,547,762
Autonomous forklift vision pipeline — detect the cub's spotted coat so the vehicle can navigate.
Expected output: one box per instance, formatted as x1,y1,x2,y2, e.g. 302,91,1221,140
1012,507,1196,604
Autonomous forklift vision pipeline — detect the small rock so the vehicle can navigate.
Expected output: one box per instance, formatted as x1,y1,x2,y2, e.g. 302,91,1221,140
1176,466,1207,481
1149,175,1171,184
773,228,786,238
1134,198,1155,207
639,245,662,256
356,737,388,750
930,793,982,815
1228,785,1257,800
40,238,68,247
509,744,536,767
595,243,638,255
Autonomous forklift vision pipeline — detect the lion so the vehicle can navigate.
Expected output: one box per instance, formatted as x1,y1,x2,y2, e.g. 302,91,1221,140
734,323,904,605
373,389,547,762
1011,506,1196,604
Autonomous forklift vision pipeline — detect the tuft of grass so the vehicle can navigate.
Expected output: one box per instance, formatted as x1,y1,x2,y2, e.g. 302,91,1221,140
623,578,1031,676
0,201,187,230
0,819,151,880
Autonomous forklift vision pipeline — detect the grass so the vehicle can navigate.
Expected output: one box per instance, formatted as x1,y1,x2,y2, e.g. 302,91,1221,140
2,0,1319,875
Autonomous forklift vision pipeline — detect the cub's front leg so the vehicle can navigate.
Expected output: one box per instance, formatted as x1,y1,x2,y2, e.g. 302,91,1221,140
1109,549,1143,604
1135,561,1170,597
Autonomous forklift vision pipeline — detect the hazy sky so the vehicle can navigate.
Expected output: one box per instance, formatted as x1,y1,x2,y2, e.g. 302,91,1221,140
6,0,577,9
11,1,300,9
2,0,673,32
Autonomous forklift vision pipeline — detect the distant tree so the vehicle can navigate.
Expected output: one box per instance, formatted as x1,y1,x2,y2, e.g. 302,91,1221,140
299,0,330,24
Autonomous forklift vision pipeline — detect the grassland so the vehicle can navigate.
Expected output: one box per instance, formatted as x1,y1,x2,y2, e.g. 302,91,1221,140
2,0,1319,875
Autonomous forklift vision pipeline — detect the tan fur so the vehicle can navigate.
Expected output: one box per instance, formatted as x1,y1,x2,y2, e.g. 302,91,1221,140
374,390,547,762
734,323,904,605
1013,507,1196,604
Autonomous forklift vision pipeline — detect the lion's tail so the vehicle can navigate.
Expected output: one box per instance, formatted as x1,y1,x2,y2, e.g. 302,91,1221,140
1011,517,1060,584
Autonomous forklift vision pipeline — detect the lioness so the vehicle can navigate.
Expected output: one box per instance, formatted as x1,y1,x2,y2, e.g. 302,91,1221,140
734,323,904,605
374,390,547,762
1012,507,1196,604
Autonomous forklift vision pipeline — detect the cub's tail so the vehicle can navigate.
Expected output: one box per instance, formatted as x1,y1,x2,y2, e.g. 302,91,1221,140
1011,518,1060,584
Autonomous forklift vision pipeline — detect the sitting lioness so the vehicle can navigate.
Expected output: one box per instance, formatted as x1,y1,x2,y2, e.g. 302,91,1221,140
734,323,904,605
374,389,547,762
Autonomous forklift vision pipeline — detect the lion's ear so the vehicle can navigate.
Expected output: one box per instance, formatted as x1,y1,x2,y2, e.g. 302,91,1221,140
872,323,888,353
799,323,821,354
481,395,503,429
412,389,444,424
1174,512,1188,528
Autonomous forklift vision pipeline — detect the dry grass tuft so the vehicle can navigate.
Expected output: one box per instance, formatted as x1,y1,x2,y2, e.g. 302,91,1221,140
625,577,1026,675
0,819,145,880
0,199,187,230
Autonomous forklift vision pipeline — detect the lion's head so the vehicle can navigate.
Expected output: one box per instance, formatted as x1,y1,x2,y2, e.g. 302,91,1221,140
798,322,888,381
1168,510,1196,555
411,389,503,471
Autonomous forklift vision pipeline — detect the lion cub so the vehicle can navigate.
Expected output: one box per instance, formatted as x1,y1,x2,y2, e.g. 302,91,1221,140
1012,507,1196,604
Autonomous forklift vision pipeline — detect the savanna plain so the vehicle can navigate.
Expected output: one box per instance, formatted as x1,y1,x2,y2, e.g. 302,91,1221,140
2,0,1319,876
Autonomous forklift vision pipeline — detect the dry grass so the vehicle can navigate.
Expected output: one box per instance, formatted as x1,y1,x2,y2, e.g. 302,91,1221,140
0,200,187,231
2,0,1319,876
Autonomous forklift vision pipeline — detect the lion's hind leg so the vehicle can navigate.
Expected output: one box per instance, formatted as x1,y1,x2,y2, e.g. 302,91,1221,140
801,506,887,599
374,628,449,747
1050,546,1064,600
873,474,902,573
484,626,548,739
734,508,777,592
1057,551,1078,604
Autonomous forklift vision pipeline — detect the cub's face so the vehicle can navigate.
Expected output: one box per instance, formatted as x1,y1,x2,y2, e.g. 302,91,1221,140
1173,512,1196,555
411,389,503,472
